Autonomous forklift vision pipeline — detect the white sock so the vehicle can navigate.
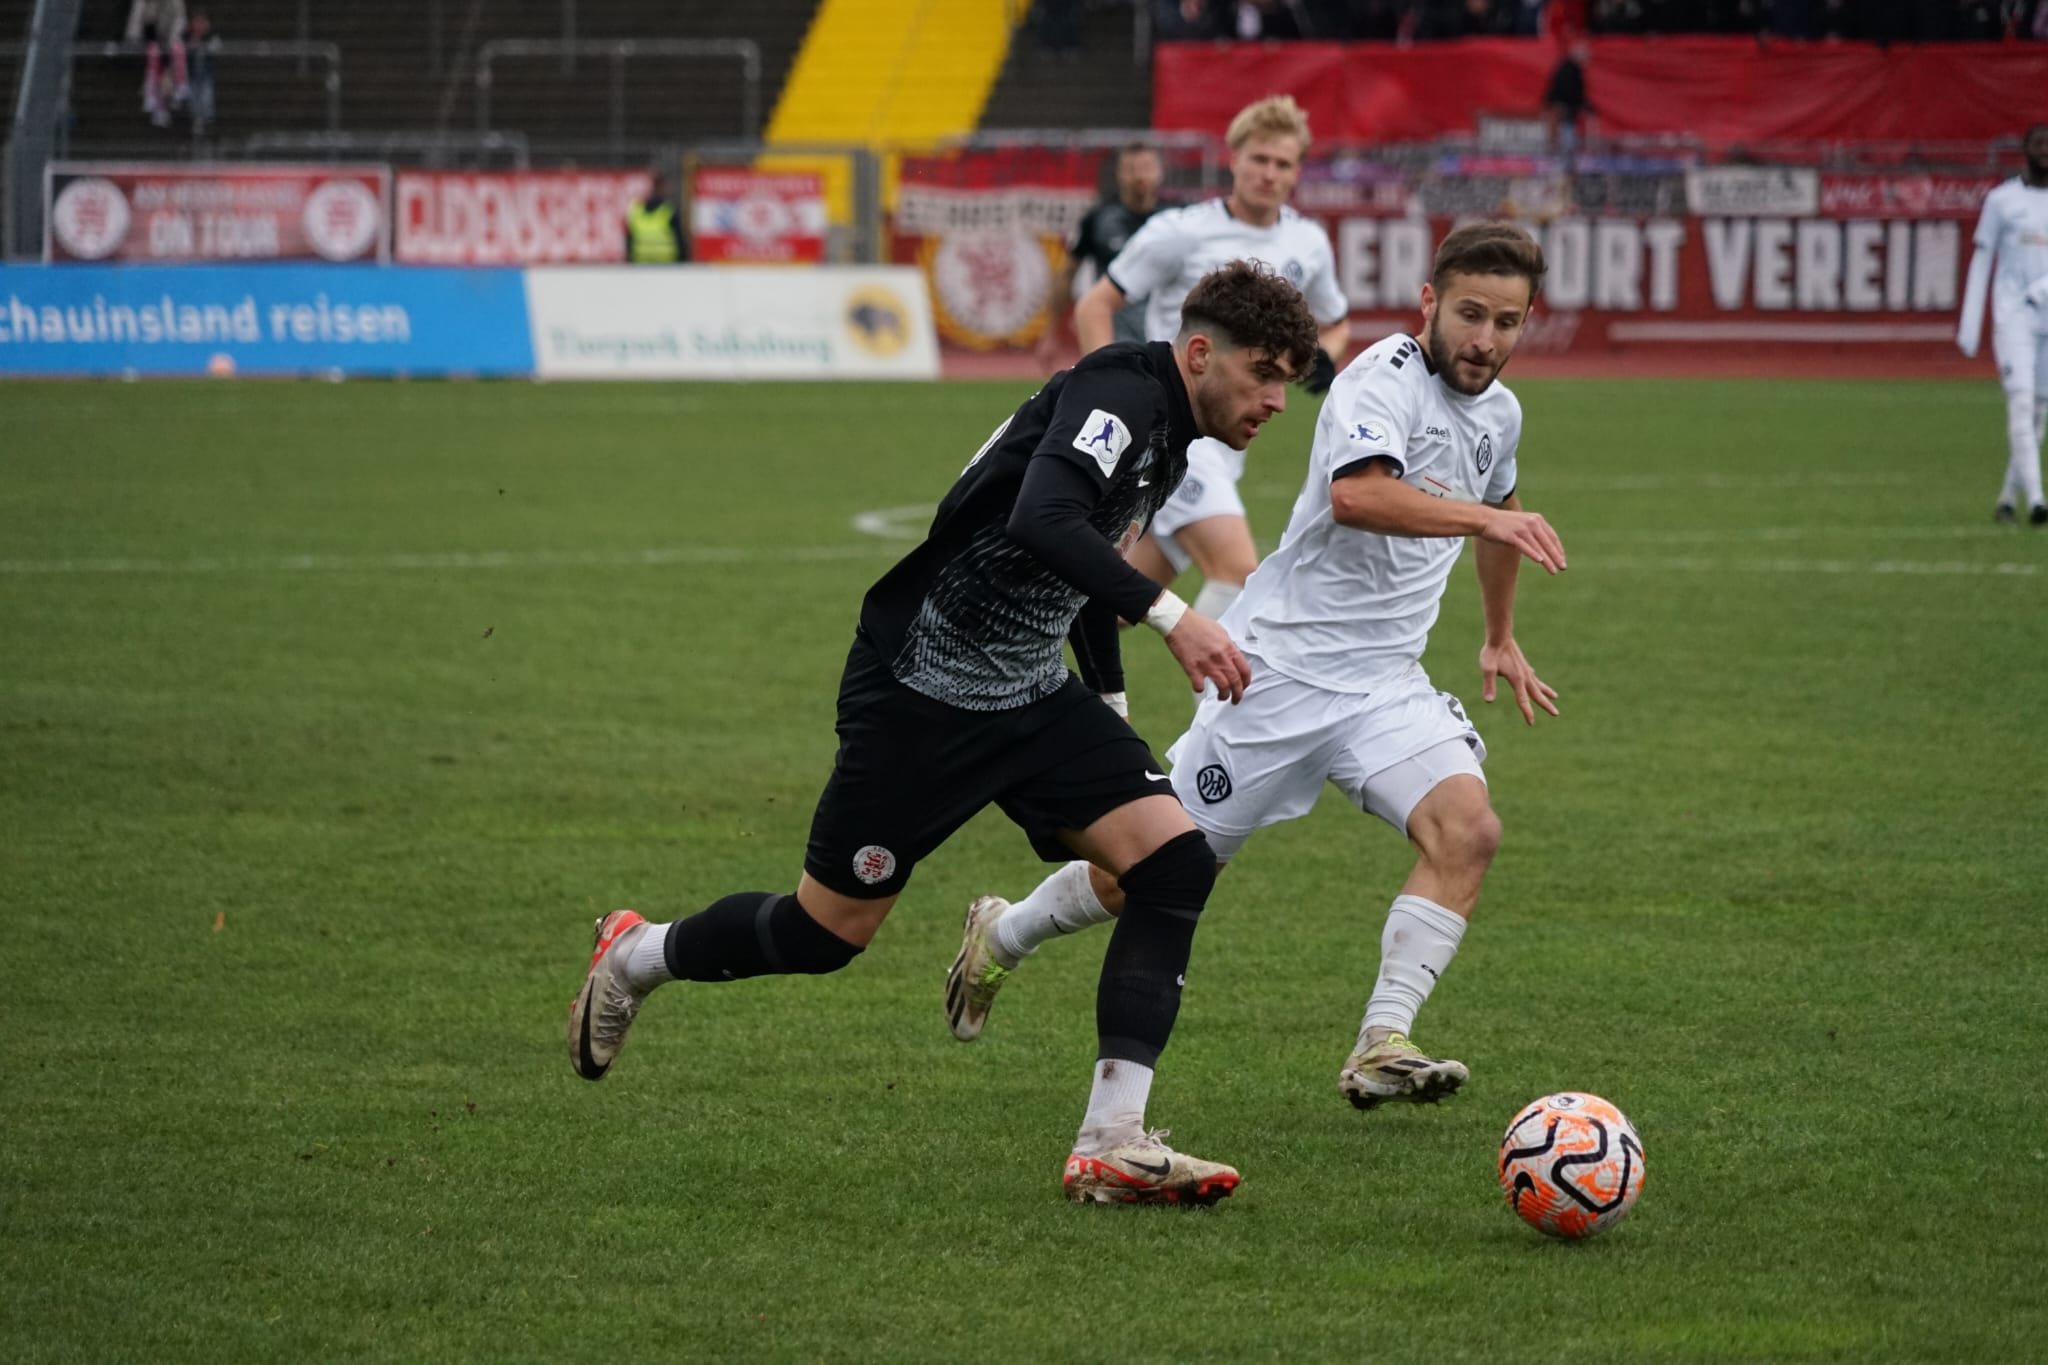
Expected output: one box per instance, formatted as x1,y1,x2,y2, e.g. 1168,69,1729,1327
2007,392,2044,508
1075,1057,1153,1154
1191,578,1242,620
993,860,1112,967
1359,894,1468,1043
2032,398,2048,506
622,920,675,992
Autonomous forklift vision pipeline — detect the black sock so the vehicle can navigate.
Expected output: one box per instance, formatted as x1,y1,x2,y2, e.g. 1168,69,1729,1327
662,892,863,982
1095,831,1216,1067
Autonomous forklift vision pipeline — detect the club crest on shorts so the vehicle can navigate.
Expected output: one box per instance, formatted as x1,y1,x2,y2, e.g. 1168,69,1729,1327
1194,763,1232,804
852,844,897,886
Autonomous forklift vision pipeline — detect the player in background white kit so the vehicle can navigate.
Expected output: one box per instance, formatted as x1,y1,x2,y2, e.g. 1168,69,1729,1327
949,226,1566,1112
1071,96,1351,624
1957,123,2048,526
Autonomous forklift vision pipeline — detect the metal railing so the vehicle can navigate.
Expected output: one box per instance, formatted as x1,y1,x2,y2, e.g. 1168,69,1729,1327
241,130,533,170
474,39,762,148
0,40,346,132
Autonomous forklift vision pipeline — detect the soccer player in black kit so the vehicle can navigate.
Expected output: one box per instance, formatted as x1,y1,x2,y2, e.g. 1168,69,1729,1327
568,260,1319,1205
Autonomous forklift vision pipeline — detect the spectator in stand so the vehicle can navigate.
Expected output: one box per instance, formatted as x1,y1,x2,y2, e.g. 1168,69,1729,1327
1037,143,1164,374
1542,39,1593,161
185,8,218,136
125,0,187,129
1234,0,1311,38
1154,0,1223,38
624,171,687,265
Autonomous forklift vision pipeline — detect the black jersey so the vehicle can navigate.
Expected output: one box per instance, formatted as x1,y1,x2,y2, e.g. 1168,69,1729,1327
1070,198,1154,277
859,341,1198,711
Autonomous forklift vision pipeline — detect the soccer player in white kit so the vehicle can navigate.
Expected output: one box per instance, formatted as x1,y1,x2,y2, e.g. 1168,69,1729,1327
948,226,1567,1112
1071,95,1351,621
1957,123,2048,526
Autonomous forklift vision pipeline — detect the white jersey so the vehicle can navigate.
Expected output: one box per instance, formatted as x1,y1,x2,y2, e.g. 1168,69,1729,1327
1964,177,2048,336
1106,199,1349,343
1224,332,1522,693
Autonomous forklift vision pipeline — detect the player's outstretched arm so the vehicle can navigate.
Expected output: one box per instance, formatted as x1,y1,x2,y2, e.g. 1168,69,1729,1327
1475,493,1560,726
1036,258,1080,373
1073,278,1127,354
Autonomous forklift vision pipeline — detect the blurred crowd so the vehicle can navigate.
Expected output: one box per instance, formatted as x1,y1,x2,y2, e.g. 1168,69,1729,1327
1149,0,2048,39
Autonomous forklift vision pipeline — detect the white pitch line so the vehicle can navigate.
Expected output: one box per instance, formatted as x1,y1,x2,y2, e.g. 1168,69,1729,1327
1593,555,2036,577
1580,525,2035,545
849,504,932,541
0,544,896,576
1243,471,1920,498
3,546,2029,580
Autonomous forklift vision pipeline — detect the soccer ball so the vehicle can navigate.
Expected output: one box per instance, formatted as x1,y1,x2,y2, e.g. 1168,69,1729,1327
1497,1091,1644,1239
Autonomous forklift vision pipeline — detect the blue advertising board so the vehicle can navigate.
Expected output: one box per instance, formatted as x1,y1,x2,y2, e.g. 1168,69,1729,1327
0,265,534,376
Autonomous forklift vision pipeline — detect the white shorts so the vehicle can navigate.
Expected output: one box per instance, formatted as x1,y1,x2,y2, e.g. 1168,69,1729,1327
1991,319,2048,398
1163,656,1488,862
1152,437,1249,574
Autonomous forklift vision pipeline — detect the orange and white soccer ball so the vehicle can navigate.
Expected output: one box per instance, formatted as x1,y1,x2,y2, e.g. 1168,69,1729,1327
1498,1091,1644,1239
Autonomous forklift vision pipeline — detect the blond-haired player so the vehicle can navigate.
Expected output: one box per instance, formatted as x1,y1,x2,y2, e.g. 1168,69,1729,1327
1072,95,1351,624
1958,123,2048,526
950,227,1566,1115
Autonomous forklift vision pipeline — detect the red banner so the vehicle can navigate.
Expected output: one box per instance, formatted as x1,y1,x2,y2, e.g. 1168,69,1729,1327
45,163,388,263
1323,212,1963,356
1155,38,2048,146
688,169,827,263
395,171,650,264
890,149,1102,349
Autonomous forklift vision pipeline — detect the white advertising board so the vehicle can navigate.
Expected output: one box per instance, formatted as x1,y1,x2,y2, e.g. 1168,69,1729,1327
524,266,939,380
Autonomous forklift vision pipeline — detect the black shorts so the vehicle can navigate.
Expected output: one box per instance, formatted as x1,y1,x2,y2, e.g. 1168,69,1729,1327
803,632,1171,899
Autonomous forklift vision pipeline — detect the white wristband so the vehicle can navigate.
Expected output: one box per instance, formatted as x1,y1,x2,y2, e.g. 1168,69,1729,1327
1143,589,1188,637
1099,691,1129,718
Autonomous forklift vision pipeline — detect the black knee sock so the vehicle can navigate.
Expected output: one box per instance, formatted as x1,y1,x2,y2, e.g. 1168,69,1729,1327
1096,831,1216,1067
662,892,863,983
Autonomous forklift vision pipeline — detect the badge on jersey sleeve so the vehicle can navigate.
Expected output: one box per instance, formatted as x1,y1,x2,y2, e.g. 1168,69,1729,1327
1073,410,1133,475
1348,419,1394,454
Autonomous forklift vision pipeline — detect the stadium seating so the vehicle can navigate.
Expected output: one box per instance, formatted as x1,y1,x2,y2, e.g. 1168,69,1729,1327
980,3,1149,132
26,0,824,159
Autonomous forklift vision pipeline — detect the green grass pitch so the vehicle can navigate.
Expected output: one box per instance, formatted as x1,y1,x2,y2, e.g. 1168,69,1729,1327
2,374,2043,1363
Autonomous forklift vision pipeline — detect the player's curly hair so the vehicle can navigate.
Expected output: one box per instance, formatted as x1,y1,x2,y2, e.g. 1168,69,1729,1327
1431,223,1548,297
1178,259,1321,381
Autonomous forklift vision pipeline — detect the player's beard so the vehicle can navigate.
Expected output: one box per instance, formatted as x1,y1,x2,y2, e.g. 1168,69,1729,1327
1425,315,1504,396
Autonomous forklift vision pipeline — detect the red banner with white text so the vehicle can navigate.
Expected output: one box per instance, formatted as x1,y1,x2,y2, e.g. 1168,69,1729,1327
1322,211,1972,357
45,163,389,263
689,169,828,264
395,171,650,264
1155,38,2048,146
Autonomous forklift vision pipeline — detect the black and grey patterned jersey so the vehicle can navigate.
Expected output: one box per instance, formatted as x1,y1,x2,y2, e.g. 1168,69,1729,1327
859,340,1198,711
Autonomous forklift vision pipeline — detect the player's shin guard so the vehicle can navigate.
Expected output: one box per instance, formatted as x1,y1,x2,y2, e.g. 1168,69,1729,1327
1094,831,1215,1067
662,891,863,982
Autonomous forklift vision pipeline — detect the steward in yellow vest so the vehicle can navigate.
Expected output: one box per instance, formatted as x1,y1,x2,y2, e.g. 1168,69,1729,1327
625,173,687,263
